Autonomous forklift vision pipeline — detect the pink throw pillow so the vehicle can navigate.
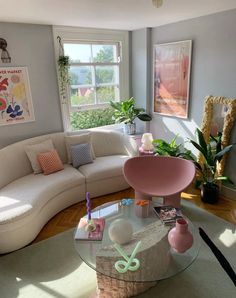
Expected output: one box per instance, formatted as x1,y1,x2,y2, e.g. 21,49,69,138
37,150,64,175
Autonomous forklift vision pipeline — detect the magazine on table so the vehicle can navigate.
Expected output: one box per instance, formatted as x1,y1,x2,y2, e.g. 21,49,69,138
74,218,105,241
153,205,183,224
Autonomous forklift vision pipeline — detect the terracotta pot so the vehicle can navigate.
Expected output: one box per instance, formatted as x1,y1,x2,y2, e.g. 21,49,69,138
201,183,219,204
168,218,193,253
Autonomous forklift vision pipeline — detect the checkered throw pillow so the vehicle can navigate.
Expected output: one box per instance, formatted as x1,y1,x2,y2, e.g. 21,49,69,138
37,149,64,175
70,143,93,168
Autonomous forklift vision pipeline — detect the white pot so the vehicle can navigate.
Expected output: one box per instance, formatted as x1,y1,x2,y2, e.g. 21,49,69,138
124,123,136,135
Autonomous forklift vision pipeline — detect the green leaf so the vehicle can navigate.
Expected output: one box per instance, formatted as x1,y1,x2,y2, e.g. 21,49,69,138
137,113,152,121
215,176,234,185
196,128,208,156
190,140,209,161
214,144,233,163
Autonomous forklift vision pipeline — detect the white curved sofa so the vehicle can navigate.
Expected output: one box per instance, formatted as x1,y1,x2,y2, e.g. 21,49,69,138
0,130,137,254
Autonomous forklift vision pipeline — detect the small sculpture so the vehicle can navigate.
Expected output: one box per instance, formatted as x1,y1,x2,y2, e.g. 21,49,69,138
120,198,133,206
108,219,133,245
141,133,154,151
85,192,96,231
114,241,141,273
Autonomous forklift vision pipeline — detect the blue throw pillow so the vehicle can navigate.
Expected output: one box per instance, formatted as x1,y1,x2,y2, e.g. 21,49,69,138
70,143,93,168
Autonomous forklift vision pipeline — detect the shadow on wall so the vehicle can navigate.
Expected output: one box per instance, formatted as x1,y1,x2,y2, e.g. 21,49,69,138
150,114,198,152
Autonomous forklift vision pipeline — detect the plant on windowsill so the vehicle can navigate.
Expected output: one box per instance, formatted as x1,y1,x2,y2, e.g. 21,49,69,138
109,97,152,135
189,128,235,204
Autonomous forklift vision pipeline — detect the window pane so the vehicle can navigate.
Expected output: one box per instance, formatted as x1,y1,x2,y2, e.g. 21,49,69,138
70,87,95,106
95,66,118,85
92,44,117,63
70,66,92,86
97,86,119,103
70,108,115,130
64,43,91,63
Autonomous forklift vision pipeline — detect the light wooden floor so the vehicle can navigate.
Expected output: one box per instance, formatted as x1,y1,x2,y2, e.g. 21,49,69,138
33,186,236,244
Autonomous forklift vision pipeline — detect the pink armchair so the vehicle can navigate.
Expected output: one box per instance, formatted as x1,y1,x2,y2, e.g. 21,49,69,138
123,156,196,208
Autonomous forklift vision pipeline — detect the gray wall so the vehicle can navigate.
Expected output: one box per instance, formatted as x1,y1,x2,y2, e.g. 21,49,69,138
0,23,63,148
131,9,236,195
131,28,151,133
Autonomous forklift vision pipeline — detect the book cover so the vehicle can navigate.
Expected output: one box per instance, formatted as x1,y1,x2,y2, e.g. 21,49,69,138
74,218,105,241
153,205,183,224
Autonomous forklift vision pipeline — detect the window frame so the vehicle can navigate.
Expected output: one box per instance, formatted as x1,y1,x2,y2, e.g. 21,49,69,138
65,40,121,112
53,26,129,131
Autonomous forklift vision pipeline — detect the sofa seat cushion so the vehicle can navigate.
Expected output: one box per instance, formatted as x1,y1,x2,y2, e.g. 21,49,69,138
0,165,85,225
78,155,130,183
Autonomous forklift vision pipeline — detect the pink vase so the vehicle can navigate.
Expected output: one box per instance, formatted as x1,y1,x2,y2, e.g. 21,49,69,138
168,218,193,253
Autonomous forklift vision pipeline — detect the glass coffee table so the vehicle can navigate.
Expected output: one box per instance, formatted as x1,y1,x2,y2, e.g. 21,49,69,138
74,200,201,297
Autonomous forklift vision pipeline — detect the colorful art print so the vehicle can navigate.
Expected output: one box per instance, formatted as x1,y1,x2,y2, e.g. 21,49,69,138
153,205,183,224
0,67,35,126
153,40,192,119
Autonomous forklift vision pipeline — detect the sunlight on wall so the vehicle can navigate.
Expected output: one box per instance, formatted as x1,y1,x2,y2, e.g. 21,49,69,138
219,228,236,248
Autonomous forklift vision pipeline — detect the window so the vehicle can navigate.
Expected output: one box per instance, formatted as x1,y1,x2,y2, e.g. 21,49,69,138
53,27,129,131
64,42,120,111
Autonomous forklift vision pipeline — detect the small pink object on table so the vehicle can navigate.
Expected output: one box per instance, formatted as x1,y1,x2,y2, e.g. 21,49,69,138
139,147,155,156
168,218,193,253
123,156,195,208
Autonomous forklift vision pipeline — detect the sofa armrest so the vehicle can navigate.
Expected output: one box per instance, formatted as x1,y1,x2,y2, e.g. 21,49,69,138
122,134,139,157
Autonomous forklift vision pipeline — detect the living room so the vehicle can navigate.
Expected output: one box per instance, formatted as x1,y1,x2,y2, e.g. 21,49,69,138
0,1,236,297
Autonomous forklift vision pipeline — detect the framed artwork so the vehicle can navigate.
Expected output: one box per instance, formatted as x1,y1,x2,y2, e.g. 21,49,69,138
0,66,35,126
153,40,192,118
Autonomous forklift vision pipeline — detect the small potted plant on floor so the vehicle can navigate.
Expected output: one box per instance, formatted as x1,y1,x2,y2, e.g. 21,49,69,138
110,98,152,134
189,128,234,204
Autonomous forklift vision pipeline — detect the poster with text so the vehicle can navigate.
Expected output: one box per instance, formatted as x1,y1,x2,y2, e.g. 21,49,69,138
154,40,192,118
0,67,35,126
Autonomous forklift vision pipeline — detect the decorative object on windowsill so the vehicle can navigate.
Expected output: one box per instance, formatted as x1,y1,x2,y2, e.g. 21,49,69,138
120,198,134,206
110,97,152,135
189,128,235,204
152,0,163,8
0,38,11,63
108,218,133,245
57,36,70,101
135,200,150,218
168,218,193,253
114,241,141,273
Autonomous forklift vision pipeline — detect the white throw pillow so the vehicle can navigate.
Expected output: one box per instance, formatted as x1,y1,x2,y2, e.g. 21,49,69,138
65,133,95,164
25,139,55,174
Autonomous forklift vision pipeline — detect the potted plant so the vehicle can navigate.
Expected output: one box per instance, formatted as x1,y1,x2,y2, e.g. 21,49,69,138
153,135,194,160
110,97,152,134
189,128,234,204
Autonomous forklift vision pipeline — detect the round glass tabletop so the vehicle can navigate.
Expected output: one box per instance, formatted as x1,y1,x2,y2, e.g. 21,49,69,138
74,200,201,282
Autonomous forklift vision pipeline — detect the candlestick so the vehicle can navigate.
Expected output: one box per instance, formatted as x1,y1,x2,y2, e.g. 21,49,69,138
86,192,91,220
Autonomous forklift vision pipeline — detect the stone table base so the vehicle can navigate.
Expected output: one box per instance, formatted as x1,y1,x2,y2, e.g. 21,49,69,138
97,272,157,298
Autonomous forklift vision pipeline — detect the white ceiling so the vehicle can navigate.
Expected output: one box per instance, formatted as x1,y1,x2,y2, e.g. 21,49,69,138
0,0,236,30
